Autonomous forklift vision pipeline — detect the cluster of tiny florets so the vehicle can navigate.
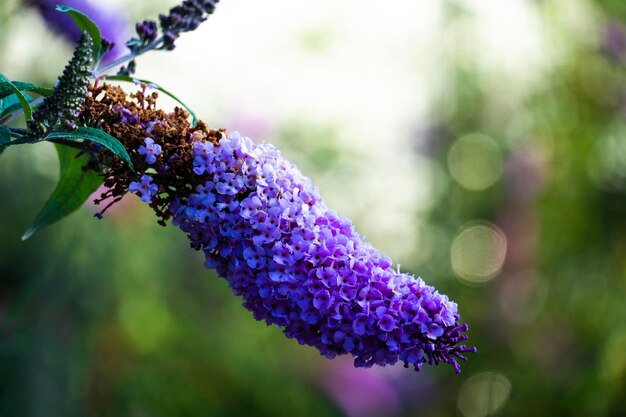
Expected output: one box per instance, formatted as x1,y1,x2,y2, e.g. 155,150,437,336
83,85,474,372
81,82,221,222
164,132,474,372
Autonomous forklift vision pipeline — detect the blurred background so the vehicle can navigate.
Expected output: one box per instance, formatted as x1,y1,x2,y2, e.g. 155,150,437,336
2,0,626,415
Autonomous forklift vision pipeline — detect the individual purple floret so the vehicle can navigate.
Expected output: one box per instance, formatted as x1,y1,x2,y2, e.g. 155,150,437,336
162,131,475,372
138,137,162,164
129,174,158,203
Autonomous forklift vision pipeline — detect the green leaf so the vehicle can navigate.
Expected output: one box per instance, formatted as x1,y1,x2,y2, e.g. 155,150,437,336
56,5,102,63
105,75,199,126
0,125,10,156
46,127,134,170
0,75,33,120
22,145,104,240
0,81,52,101
0,126,10,144
1,93,34,119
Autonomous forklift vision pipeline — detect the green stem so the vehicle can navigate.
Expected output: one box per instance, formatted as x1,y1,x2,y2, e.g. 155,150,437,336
8,126,27,136
96,37,164,76
6,136,37,146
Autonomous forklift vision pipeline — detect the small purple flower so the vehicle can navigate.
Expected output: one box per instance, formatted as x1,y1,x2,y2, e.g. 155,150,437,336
118,107,138,124
300,306,321,325
243,246,266,269
352,314,371,337
317,267,338,287
313,289,333,311
272,241,294,266
377,314,396,332
424,323,444,340
146,120,162,133
193,140,214,158
129,174,158,203
138,137,162,164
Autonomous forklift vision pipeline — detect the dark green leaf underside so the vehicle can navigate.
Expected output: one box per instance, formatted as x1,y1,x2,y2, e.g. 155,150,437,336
46,127,134,170
0,75,34,120
0,126,10,156
0,81,52,101
22,145,103,240
0,126,10,144
1,93,35,119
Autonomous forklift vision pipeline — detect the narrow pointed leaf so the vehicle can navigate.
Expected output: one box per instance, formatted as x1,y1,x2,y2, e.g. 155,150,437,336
56,5,102,63
22,145,103,240
0,75,32,120
1,93,35,119
46,127,134,170
105,75,199,126
0,82,52,101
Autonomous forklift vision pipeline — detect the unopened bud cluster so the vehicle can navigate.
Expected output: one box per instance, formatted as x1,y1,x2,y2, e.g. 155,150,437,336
125,0,219,59
29,32,93,134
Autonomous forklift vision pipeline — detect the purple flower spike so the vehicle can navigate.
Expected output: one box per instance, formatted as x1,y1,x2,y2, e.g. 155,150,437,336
29,0,130,62
138,137,162,164
129,174,158,203
167,132,475,373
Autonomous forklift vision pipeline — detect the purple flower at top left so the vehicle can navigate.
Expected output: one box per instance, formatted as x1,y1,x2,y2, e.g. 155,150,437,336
26,0,130,61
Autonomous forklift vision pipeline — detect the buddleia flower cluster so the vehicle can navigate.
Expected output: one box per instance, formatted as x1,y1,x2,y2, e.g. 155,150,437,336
82,84,476,373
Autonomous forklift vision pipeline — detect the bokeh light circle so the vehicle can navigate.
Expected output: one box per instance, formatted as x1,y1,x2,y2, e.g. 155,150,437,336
451,223,507,284
457,372,512,417
447,133,503,191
